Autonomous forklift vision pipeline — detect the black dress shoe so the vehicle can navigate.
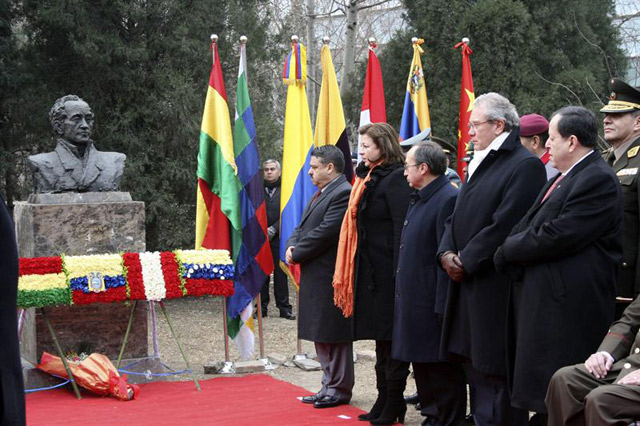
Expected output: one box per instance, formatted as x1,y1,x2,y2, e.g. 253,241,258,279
313,395,346,408
280,311,296,320
301,394,319,404
404,392,419,405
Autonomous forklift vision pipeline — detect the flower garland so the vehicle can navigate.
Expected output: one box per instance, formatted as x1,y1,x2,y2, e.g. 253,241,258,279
17,250,235,308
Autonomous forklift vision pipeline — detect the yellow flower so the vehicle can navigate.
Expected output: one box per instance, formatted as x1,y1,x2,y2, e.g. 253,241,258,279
64,254,124,279
175,249,232,265
19,273,67,291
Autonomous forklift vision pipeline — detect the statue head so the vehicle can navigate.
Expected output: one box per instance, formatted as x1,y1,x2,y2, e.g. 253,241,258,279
49,95,94,146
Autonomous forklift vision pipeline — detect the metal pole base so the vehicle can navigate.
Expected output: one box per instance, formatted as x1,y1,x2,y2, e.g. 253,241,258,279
217,361,236,374
292,353,308,361
258,358,276,370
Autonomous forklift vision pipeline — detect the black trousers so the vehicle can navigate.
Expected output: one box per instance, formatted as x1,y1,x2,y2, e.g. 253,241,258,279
260,242,292,315
467,363,529,426
414,361,466,426
374,340,410,385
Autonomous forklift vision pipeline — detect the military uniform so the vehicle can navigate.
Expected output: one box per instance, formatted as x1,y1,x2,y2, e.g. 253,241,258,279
601,79,640,304
607,139,640,299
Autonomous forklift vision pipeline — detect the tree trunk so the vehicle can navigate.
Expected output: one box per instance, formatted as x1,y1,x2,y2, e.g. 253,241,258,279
339,0,358,97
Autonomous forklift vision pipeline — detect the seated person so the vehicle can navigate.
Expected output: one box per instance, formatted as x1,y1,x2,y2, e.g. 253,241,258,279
546,294,640,425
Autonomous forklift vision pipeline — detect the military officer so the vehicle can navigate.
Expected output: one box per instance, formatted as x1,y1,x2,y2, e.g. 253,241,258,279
601,79,640,317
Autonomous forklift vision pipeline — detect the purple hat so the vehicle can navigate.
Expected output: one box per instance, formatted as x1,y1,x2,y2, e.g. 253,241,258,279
520,114,549,137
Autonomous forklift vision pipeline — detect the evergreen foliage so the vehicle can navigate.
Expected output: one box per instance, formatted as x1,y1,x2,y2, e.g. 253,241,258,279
343,0,627,149
2,0,282,250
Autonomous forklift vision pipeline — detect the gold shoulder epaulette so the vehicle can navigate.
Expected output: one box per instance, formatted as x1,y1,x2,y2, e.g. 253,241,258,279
628,146,639,158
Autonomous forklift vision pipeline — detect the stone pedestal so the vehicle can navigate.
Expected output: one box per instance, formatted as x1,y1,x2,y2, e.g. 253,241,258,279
14,192,148,364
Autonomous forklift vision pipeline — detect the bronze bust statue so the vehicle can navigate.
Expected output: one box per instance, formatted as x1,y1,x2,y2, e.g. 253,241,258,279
28,95,126,193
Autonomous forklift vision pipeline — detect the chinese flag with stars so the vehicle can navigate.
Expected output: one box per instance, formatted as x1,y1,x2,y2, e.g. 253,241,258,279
454,39,474,181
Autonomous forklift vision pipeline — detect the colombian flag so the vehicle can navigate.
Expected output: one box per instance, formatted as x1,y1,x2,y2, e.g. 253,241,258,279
455,38,475,181
358,41,386,163
315,43,353,183
279,40,315,285
399,38,431,144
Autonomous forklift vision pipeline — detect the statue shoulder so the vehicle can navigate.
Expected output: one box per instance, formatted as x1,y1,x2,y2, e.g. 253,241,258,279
27,151,59,170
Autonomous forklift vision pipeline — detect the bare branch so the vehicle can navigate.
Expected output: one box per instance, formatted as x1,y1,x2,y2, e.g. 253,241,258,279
357,0,392,11
532,70,582,104
572,11,613,79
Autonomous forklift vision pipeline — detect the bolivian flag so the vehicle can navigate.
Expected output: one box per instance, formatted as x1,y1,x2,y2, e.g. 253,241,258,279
196,38,242,255
399,38,431,144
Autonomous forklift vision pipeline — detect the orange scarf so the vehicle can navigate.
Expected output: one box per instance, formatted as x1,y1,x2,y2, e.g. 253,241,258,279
333,164,378,317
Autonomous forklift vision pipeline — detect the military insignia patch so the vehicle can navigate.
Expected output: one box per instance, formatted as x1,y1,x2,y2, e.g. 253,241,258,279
627,146,639,158
610,92,616,100
617,167,638,176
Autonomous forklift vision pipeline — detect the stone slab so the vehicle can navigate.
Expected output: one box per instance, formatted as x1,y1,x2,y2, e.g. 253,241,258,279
27,192,132,205
293,358,321,371
356,349,376,362
267,353,288,365
234,360,266,374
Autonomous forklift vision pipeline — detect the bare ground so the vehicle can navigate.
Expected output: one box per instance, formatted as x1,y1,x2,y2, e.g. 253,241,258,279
151,283,425,425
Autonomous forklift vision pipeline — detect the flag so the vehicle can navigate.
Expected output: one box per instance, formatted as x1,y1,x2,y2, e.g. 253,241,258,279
399,38,431,145
314,43,353,183
454,38,475,181
279,40,315,285
230,39,274,359
358,41,386,163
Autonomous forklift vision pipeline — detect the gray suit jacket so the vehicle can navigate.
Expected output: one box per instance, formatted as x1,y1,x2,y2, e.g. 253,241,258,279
288,174,353,343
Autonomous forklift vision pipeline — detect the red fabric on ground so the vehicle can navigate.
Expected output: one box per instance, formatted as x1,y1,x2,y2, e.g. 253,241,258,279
26,374,365,425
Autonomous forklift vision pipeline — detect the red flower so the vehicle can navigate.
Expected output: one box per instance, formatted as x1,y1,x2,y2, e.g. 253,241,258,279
19,257,63,276
122,253,145,301
159,252,184,299
185,279,234,297
72,286,128,305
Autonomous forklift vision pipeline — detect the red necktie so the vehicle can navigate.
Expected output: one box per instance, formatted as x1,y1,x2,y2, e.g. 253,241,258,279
541,175,564,203
311,190,321,204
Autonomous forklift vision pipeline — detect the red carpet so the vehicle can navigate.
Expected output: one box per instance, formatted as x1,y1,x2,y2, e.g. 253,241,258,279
26,374,366,425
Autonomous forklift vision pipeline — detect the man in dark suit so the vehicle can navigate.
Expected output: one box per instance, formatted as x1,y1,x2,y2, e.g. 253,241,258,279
286,145,353,409
260,159,294,319
392,142,465,426
546,295,640,425
437,93,547,426
494,106,623,423
0,196,26,425
601,79,640,317
28,95,126,193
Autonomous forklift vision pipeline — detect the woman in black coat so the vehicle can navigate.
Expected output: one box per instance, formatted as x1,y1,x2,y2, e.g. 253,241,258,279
352,123,412,424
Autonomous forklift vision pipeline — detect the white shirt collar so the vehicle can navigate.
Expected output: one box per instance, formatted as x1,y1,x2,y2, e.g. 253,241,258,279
467,131,511,179
562,150,594,176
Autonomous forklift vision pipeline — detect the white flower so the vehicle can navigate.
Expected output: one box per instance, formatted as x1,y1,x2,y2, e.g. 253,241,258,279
139,251,167,302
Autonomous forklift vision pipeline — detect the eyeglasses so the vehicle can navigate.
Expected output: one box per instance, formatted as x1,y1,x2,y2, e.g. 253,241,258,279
404,163,420,170
468,120,494,131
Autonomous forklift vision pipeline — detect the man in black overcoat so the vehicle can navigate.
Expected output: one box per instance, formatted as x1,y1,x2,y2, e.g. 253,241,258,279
495,106,623,421
392,142,465,426
600,79,640,317
437,93,546,426
0,196,26,425
261,159,294,319
286,145,353,408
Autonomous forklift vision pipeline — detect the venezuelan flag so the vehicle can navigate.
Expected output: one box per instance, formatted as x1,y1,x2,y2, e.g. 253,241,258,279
279,40,315,285
230,38,274,359
399,38,431,144
314,43,353,183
